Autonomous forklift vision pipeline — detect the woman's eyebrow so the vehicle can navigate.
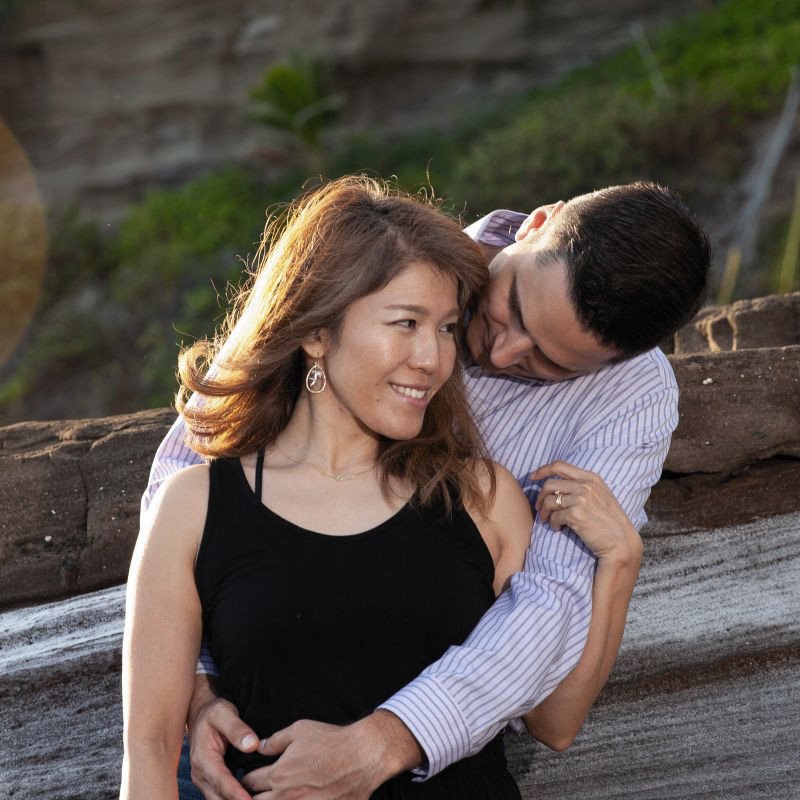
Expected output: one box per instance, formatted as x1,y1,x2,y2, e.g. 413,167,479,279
384,304,460,316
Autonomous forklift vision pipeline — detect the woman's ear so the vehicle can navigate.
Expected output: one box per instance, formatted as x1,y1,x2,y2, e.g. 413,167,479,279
300,329,330,361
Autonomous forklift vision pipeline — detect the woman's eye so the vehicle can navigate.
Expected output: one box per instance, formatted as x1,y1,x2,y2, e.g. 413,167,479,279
396,319,416,329
441,322,458,335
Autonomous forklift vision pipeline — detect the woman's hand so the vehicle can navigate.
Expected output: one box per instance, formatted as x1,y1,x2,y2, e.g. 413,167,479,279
531,460,643,566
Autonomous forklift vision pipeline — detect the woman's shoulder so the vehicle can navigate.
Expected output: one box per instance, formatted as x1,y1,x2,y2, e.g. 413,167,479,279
143,463,210,537
465,460,532,542
489,461,532,525
468,459,528,514
162,462,211,497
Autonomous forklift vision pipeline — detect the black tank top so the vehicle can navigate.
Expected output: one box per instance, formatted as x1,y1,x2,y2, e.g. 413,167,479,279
195,455,521,799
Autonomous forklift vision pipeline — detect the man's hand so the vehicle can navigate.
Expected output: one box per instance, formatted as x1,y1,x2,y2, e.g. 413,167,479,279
187,674,259,800
240,710,423,800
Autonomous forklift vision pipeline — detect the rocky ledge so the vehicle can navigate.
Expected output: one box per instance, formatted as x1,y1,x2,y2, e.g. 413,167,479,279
1,292,799,798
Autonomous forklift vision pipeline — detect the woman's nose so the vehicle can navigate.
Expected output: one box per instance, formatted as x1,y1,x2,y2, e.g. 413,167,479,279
409,332,440,372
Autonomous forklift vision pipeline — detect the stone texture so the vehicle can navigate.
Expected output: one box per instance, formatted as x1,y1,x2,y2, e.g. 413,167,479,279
1,291,799,796
2,296,800,609
0,0,697,218
646,456,800,534
671,291,800,354
0,408,175,609
665,345,800,474
3,510,799,798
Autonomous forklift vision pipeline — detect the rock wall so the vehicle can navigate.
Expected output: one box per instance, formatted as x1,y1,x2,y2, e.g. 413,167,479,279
4,508,800,798
0,0,697,217
1,293,799,798
2,292,798,610
0,409,174,609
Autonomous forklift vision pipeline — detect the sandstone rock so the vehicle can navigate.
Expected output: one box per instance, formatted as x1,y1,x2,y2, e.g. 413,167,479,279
2,299,799,609
0,408,175,609
665,345,800,474
672,291,800,353
0,0,697,218
4,511,800,798
646,457,800,534
2,290,799,796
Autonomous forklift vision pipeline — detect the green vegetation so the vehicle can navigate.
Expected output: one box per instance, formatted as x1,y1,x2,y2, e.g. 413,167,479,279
249,54,344,170
2,0,798,422
0,0,23,26
447,0,800,213
0,170,297,418
109,168,287,406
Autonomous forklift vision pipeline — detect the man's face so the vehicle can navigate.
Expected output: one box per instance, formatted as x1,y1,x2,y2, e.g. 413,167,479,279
465,243,619,381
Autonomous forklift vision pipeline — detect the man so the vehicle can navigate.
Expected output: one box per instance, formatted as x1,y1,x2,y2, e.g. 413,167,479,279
142,181,709,799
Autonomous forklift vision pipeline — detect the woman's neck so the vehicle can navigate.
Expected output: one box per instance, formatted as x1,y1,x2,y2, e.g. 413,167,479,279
275,394,380,477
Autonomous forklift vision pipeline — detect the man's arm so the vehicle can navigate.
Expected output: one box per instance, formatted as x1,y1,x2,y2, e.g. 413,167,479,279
141,414,203,516
522,460,643,750
183,212,675,797
378,527,595,775
379,367,677,776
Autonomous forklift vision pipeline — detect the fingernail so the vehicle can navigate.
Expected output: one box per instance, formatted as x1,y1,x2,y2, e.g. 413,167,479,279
259,738,268,749
242,734,257,749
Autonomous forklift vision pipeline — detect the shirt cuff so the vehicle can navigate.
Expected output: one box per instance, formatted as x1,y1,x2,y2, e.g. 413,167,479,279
196,640,219,677
378,675,470,780
463,209,528,248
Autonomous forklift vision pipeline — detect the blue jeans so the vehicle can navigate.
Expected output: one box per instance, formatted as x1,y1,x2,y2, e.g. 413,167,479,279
178,736,204,800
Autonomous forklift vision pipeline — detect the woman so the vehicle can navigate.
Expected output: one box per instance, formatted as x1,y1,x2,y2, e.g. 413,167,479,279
121,176,640,799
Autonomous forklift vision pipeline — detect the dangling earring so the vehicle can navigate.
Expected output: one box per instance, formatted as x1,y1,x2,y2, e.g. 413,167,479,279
305,360,327,394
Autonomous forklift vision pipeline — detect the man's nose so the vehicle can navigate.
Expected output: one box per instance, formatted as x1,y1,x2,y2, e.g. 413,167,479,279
490,329,531,369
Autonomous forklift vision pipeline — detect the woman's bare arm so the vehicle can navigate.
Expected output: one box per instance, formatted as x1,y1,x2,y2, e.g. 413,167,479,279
522,460,643,751
466,461,533,598
120,464,209,799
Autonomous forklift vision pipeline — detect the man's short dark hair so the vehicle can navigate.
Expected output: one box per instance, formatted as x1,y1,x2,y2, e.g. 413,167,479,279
541,182,711,358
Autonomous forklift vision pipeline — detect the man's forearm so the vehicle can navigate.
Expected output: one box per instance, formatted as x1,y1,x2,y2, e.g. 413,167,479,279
380,534,596,778
187,673,219,731
353,710,424,781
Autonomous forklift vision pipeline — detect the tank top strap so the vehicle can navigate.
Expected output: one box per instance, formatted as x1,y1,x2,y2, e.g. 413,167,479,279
254,450,265,501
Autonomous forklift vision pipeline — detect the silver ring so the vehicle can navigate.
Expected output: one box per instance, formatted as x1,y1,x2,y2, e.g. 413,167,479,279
554,489,564,509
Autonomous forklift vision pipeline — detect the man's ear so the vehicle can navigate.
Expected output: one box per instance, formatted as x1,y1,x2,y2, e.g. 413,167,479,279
514,200,566,242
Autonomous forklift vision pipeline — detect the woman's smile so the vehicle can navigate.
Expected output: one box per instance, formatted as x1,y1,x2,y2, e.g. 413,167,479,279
316,261,460,441
390,383,431,404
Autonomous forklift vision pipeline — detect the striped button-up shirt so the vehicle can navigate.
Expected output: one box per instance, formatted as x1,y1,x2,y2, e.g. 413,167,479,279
141,209,678,780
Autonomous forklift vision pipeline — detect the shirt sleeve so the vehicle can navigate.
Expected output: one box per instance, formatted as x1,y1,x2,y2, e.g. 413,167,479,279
139,414,203,518
462,209,529,248
379,323,678,775
568,380,679,532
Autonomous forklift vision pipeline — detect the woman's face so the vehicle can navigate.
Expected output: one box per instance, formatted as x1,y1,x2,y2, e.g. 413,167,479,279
318,260,460,441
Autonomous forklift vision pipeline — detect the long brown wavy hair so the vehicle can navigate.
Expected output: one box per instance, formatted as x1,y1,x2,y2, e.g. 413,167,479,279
177,175,493,513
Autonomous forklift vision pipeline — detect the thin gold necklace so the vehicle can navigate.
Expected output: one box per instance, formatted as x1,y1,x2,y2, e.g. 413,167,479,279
272,442,376,482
